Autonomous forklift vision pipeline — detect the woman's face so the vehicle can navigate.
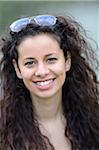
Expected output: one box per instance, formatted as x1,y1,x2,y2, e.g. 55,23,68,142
13,33,71,100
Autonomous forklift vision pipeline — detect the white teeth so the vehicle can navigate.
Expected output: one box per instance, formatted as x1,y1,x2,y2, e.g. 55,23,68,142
36,79,53,86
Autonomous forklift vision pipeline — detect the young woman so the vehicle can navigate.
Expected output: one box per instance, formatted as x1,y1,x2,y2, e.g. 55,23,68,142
0,14,99,150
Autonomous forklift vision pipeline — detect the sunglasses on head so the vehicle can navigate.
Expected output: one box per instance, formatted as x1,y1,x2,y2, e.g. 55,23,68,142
9,15,57,33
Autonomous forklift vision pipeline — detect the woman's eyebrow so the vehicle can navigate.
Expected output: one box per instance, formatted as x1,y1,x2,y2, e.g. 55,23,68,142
45,53,57,57
24,57,35,60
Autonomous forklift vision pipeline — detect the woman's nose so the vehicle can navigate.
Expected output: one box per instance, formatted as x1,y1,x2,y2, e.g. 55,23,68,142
34,63,49,77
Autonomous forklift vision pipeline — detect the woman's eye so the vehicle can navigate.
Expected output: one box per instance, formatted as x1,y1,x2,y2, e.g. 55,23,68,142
47,58,57,63
24,61,36,66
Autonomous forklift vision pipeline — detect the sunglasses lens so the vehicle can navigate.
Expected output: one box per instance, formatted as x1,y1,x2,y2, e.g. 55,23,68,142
33,15,57,26
10,18,30,32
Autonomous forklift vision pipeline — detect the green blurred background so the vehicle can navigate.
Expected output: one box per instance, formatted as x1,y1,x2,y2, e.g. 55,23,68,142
0,1,99,47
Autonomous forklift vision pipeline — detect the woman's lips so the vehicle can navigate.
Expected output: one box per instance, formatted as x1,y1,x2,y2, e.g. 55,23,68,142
33,78,55,90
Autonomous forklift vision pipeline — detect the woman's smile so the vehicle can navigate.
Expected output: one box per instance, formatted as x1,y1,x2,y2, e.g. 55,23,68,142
33,78,55,90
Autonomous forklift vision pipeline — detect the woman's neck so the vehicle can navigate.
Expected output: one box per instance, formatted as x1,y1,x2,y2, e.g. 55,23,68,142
31,90,63,122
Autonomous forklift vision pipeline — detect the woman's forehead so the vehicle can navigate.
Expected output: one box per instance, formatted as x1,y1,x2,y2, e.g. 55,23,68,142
17,34,62,57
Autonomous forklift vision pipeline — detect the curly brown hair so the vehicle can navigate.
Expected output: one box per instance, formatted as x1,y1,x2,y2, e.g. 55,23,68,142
0,15,99,150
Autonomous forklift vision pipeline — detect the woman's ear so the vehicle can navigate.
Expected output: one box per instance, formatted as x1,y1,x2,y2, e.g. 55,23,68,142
12,59,22,79
65,51,71,72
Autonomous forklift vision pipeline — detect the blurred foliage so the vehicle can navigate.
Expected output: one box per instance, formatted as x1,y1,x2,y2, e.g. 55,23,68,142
0,1,71,34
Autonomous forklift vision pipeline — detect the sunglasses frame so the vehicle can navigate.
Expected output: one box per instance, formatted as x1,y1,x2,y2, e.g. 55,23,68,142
9,15,57,32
